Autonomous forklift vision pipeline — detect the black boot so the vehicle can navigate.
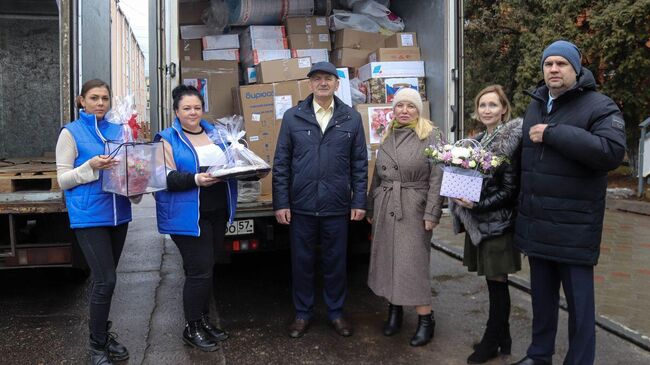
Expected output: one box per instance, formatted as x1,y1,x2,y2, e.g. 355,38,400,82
183,320,219,352
468,280,511,364
383,304,403,336
88,337,113,365
105,321,129,361
410,312,435,346
200,314,229,342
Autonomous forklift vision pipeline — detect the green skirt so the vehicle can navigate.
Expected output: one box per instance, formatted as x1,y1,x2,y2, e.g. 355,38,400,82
463,231,521,277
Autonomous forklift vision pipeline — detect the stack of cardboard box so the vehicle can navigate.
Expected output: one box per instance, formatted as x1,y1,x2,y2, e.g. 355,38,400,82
330,29,386,69
240,25,291,84
201,34,240,61
285,16,331,65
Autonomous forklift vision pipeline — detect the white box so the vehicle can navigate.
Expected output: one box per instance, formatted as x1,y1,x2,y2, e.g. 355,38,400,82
202,34,240,50
291,49,330,64
202,49,239,61
241,49,292,66
180,25,212,40
335,68,352,107
244,25,286,40
440,166,484,202
358,61,425,81
245,67,257,84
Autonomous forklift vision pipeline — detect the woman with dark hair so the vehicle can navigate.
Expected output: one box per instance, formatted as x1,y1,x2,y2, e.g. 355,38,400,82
450,84,522,364
56,79,133,365
154,84,237,352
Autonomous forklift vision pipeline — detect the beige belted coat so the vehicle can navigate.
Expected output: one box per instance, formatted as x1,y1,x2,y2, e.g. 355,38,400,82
366,123,444,305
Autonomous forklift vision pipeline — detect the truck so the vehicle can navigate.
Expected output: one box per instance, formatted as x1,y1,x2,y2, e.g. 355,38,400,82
0,0,125,275
148,0,463,262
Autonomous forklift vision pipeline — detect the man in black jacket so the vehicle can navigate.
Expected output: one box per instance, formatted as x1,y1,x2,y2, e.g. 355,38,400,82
511,41,626,365
272,62,367,338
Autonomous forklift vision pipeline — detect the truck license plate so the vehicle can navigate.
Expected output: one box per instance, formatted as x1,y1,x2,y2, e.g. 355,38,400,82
225,219,254,236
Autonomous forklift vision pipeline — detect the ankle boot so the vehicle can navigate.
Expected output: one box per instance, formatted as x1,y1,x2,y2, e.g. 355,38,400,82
201,314,229,342
88,337,113,365
410,312,435,347
183,320,219,352
105,321,129,361
383,304,403,336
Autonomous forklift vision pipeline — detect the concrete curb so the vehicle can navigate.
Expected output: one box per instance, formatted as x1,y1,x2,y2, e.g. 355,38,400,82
431,239,650,353
606,198,650,216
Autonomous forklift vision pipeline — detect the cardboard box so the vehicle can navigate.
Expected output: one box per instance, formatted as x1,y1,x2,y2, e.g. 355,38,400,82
287,34,331,51
358,61,426,81
333,29,385,50
180,25,212,40
181,60,239,121
255,57,312,84
368,48,421,62
356,102,430,146
365,77,427,103
368,144,379,189
384,32,418,48
331,48,374,68
202,49,239,61
241,49,292,66
240,38,288,51
179,1,209,25
180,39,202,63
335,68,352,107
202,34,239,50
291,49,330,64
284,16,329,34
242,25,286,40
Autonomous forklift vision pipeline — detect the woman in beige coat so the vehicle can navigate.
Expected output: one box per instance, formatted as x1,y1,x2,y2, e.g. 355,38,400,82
366,88,444,347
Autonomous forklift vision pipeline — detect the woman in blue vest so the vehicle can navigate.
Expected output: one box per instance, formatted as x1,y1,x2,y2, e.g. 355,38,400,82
55,79,132,365
154,84,237,352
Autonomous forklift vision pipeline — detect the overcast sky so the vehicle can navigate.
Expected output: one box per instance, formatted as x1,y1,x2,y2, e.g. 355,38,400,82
118,0,149,74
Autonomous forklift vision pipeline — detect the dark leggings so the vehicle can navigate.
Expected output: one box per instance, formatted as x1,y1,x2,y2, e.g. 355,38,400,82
171,209,227,322
75,224,129,344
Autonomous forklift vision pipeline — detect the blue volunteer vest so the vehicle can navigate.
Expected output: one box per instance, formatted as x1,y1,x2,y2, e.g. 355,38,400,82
154,119,237,237
63,110,132,228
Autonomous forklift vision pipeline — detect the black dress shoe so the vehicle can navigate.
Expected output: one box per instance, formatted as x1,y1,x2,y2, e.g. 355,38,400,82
330,317,353,337
510,356,551,365
200,314,229,342
288,318,310,338
183,320,219,352
88,338,113,365
105,321,129,361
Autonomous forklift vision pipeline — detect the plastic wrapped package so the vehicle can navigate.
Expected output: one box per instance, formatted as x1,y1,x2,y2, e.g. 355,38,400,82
350,77,367,105
206,116,271,180
204,0,230,34
352,0,404,32
329,10,380,32
101,95,167,196
237,181,262,202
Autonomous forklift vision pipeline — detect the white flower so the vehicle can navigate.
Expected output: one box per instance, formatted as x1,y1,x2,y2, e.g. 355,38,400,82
468,160,477,168
451,158,463,165
490,158,500,167
451,146,471,159
443,144,453,151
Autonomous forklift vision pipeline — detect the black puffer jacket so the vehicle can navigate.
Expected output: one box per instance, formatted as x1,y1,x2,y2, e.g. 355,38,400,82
451,118,522,245
515,69,626,265
272,94,368,216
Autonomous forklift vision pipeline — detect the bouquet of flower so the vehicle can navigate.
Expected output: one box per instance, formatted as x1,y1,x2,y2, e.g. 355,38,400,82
424,139,507,202
206,115,271,180
102,95,166,196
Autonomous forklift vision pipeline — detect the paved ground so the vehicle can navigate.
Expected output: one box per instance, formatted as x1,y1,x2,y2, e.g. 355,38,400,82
1,196,649,364
433,207,650,349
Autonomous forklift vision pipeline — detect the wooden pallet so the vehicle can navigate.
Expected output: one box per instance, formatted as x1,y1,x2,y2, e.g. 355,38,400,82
0,162,59,193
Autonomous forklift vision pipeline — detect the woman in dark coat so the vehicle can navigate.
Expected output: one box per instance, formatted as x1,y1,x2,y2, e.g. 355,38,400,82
450,84,522,364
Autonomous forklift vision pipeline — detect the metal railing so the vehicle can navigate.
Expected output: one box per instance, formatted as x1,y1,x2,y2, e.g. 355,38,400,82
638,117,650,197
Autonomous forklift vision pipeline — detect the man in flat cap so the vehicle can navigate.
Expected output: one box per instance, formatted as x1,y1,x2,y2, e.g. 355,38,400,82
511,40,626,365
273,62,367,338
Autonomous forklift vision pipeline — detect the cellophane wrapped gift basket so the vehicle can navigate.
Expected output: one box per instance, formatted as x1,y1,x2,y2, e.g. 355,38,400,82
206,115,271,180
424,139,507,202
102,95,167,197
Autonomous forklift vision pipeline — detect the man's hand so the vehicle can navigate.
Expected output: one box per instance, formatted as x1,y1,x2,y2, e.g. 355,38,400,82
424,220,437,231
351,209,366,221
195,173,220,187
275,208,291,225
529,124,548,143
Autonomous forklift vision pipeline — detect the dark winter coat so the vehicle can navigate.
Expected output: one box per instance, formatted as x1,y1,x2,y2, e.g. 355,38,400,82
515,68,626,266
451,118,522,245
272,94,367,216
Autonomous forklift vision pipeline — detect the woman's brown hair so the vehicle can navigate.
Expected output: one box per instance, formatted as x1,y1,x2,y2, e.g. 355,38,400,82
76,79,112,109
472,84,511,123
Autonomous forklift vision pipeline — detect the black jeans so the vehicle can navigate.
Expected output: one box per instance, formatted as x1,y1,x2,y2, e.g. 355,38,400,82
75,224,129,344
171,209,228,322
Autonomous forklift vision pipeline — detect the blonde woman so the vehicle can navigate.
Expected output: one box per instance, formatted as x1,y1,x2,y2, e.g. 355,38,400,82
366,87,444,346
